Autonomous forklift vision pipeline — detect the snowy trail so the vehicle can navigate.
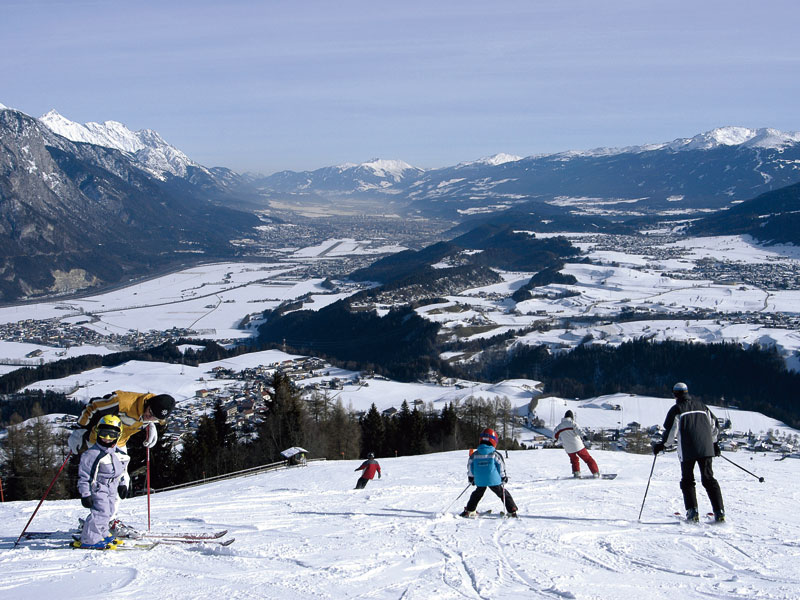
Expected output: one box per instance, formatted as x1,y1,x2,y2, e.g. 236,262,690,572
2,449,799,599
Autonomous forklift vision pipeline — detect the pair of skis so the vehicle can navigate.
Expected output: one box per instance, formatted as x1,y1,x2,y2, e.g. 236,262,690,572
25,528,234,550
126,529,235,546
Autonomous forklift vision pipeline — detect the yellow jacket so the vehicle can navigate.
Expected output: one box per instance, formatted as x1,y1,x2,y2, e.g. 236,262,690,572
77,390,158,449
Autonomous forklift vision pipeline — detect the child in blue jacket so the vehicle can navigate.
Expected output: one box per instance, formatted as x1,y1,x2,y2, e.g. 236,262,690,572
461,428,518,517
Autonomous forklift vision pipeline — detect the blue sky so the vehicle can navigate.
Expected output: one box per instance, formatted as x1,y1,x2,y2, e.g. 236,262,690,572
2,1,799,174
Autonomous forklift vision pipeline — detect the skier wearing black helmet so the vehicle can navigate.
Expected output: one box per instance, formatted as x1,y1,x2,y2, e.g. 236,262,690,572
653,382,725,522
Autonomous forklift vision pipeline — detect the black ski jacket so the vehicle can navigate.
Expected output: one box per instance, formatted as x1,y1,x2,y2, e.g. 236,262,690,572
660,396,719,462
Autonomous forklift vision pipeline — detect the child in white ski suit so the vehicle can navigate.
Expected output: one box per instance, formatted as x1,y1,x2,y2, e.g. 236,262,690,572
77,416,126,548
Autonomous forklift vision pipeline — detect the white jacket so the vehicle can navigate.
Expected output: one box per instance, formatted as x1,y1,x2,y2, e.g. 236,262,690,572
554,417,585,453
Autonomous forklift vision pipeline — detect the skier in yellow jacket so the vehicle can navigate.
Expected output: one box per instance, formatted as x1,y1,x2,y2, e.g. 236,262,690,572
67,391,175,501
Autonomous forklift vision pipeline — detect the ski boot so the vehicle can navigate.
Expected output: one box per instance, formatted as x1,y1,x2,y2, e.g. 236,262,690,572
714,510,725,523
508,510,518,518
109,519,139,538
686,508,699,522
460,509,477,518
572,471,581,478
592,472,601,479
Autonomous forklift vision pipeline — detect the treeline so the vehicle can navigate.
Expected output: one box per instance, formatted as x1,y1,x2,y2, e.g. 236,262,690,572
0,403,72,501
128,374,522,495
0,340,245,395
0,390,83,425
457,339,800,428
257,302,442,382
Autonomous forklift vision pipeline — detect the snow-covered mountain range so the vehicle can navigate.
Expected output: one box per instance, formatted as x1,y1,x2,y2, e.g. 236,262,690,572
38,109,207,181
256,126,800,218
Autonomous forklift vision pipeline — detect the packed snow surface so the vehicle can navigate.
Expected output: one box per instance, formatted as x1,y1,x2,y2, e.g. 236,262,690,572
1,449,798,599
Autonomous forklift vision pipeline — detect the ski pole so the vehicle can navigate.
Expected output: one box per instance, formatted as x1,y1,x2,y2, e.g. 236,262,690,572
720,453,765,483
146,447,152,531
14,452,72,546
441,483,471,515
637,454,658,521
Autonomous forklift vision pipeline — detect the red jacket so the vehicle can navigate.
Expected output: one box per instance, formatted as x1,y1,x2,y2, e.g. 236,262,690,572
355,458,381,479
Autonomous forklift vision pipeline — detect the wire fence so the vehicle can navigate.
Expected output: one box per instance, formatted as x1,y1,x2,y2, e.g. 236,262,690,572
143,458,326,495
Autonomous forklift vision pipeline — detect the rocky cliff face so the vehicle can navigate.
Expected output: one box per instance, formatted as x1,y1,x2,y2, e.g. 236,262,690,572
0,108,259,301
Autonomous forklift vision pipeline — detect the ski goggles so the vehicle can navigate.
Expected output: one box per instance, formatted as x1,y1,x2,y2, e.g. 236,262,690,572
97,426,121,442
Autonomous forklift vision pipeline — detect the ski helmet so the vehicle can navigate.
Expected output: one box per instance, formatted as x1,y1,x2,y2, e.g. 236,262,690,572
96,414,121,446
673,382,689,395
564,410,574,419
367,452,375,459
479,428,498,447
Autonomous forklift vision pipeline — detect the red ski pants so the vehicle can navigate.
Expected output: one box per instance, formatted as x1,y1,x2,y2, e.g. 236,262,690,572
568,448,599,474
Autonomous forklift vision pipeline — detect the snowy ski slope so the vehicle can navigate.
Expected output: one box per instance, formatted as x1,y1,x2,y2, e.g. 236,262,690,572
2,448,798,599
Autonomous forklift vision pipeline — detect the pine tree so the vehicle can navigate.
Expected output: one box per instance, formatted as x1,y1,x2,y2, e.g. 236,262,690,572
0,404,70,501
256,372,308,462
322,399,360,460
360,403,385,457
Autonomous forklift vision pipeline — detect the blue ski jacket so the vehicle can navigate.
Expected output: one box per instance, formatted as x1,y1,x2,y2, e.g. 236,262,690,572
467,443,507,487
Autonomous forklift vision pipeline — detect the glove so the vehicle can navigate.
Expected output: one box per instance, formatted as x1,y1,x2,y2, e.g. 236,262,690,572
68,429,88,454
713,442,721,457
502,476,508,484
118,485,129,499
468,476,474,485
142,423,158,449
652,442,665,455
81,496,94,509
378,473,381,479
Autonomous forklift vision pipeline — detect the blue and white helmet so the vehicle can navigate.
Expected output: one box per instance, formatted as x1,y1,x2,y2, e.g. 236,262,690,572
673,382,688,394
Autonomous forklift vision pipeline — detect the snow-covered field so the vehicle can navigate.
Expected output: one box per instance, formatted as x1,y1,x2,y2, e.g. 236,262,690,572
2,234,800,373
2,449,798,599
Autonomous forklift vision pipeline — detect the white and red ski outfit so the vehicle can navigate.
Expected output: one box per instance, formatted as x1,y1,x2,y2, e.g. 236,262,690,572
554,412,599,477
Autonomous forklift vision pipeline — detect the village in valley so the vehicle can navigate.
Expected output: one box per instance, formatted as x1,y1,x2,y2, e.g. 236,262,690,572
2,228,800,462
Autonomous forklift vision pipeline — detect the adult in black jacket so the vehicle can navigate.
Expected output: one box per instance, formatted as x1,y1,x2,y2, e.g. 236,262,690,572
653,382,725,522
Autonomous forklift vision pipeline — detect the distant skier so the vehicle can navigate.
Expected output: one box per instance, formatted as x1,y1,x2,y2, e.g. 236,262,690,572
554,410,600,478
73,415,127,550
354,453,381,489
461,428,518,517
653,382,725,522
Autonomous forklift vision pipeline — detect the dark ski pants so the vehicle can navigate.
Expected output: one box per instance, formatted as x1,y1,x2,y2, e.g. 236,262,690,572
355,477,370,489
680,457,724,513
465,485,518,513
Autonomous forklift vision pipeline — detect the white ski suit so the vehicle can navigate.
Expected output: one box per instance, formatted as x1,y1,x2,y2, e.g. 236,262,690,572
78,443,126,545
